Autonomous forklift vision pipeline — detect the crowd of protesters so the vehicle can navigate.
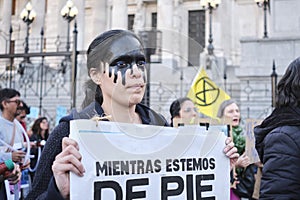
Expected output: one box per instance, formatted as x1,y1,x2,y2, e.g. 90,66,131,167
1,30,300,200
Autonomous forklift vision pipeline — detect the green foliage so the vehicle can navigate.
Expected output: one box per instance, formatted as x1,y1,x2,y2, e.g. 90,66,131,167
232,126,245,156
232,126,246,175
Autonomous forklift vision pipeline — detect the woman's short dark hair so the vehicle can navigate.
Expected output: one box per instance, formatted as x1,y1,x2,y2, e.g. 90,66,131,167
276,57,300,108
20,100,30,114
169,97,192,126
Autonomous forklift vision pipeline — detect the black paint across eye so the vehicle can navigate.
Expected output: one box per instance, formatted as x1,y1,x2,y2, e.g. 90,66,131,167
116,61,128,68
137,60,146,67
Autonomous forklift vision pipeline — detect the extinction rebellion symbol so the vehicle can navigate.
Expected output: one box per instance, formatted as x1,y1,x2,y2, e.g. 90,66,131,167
194,76,220,107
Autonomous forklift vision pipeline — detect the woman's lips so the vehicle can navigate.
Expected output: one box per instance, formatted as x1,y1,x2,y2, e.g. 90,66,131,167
127,84,145,91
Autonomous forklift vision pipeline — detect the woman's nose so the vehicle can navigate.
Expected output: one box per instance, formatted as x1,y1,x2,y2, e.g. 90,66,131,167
233,111,240,116
131,63,143,78
192,110,197,117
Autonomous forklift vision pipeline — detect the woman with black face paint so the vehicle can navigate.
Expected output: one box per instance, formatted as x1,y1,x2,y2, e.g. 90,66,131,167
25,30,238,200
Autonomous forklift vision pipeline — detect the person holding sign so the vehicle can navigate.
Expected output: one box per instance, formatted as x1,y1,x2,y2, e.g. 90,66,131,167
217,100,249,161
217,99,256,200
254,57,300,199
26,30,239,200
169,97,198,126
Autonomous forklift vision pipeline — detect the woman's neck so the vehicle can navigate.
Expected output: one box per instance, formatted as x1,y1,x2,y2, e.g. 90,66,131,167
101,101,141,124
40,130,45,138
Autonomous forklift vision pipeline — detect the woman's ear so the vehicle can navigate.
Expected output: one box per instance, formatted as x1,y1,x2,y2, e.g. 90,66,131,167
90,68,102,85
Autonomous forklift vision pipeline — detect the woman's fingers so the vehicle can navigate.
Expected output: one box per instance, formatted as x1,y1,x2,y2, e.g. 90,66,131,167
52,141,85,199
224,137,239,170
57,144,82,161
225,137,233,145
53,153,85,176
7,164,21,185
224,137,238,157
226,148,239,158
12,151,26,163
54,142,85,175
62,137,79,151
53,162,84,177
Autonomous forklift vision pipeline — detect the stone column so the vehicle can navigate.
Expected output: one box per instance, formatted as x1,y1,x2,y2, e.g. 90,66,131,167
0,0,12,54
157,0,175,66
133,0,146,32
110,0,127,29
173,0,183,64
31,0,45,37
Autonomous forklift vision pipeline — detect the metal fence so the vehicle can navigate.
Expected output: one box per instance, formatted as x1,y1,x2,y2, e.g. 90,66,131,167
0,23,85,130
0,26,274,131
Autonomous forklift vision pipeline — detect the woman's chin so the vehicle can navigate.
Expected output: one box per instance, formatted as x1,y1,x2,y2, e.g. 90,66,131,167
232,122,239,127
129,96,144,105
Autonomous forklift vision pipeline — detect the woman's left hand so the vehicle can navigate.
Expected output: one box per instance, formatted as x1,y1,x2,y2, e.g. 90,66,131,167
52,137,85,199
6,164,22,185
224,137,239,170
236,152,250,168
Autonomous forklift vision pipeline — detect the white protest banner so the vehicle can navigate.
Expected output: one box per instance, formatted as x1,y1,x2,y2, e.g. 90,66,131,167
70,120,230,200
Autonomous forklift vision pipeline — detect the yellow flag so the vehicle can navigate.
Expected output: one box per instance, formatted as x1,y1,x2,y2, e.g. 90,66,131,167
187,67,230,119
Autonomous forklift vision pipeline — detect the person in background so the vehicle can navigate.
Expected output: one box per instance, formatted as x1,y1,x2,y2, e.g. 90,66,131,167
254,57,300,199
15,101,31,198
15,101,30,131
169,97,198,127
0,88,29,199
218,99,255,200
217,100,246,157
26,30,238,200
29,117,49,181
30,117,49,144
0,88,26,164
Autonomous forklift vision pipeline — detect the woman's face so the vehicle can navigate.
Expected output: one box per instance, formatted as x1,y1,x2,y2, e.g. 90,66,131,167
40,119,48,130
178,100,198,119
223,103,240,127
98,34,146,107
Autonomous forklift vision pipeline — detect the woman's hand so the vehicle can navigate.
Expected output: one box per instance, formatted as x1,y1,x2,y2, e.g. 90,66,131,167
52,137,85,199
230,170,239,189
236,152,250,168
21,159,31,170
224,137,239,170
12,150,25,163
5,164,21,185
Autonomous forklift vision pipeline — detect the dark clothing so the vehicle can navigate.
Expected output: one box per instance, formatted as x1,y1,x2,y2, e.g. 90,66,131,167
29,133,47,181
29,134,42,170
0,181,7,200
44,178,65,200
231,126,255,199
254,106,300,199
25,102,168,200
